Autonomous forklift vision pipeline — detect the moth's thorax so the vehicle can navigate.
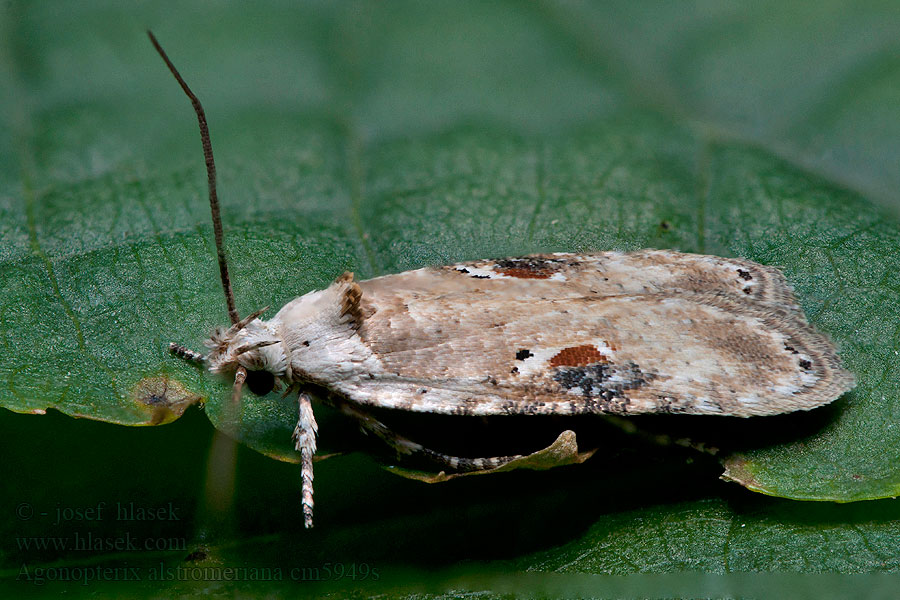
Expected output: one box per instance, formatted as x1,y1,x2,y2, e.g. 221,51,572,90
267,278,376,385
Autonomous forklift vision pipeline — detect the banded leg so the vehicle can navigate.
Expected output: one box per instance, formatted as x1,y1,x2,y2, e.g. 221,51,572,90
601,414,720,456
337,400,523,473
168,342,204,363
292,391,318,528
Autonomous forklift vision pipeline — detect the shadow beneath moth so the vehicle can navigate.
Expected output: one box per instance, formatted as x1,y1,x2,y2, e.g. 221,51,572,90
148,32,855,529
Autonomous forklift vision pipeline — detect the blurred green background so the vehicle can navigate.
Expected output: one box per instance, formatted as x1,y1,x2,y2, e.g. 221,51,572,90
1,1,899,597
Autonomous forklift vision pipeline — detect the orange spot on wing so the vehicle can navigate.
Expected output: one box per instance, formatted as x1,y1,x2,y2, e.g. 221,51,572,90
549,345,608,368
498,267,553,279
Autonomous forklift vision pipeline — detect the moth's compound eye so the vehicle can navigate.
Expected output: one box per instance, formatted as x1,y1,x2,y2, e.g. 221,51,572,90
246,370,275,396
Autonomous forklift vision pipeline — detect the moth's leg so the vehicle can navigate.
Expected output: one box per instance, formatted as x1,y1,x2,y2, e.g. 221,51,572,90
601,415,719,457
336,399,523,473
168,342,204,363
292,391,318,528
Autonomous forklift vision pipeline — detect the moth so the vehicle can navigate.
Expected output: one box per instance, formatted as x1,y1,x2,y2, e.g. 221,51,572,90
148,32,855,528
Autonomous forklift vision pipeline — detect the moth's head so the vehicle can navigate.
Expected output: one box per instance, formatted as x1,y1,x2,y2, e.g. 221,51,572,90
203,310,287,381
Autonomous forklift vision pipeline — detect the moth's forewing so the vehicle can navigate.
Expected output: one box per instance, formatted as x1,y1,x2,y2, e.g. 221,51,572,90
321,251,855,418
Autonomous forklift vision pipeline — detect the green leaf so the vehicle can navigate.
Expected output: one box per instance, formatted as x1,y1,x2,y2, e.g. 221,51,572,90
1,2,899,581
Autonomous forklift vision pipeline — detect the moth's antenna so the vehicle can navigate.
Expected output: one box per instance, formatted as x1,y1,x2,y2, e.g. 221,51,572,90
147,30,240,325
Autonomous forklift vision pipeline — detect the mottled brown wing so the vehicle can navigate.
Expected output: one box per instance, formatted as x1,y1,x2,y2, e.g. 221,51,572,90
335,276,853,417
360,250,800,313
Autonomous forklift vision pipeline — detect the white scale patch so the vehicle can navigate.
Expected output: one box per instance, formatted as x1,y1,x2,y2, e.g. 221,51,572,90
515,347,561,377
515,341,615,378
455,265,505,279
